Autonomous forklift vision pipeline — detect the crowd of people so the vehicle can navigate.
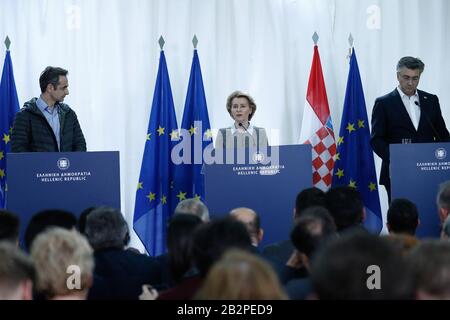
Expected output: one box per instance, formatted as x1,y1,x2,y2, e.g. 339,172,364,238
2,182,450,300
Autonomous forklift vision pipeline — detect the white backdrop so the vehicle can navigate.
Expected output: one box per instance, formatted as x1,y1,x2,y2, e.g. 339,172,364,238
1,0,449,250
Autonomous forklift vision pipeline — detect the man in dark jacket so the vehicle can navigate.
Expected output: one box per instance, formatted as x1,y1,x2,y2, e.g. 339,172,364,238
370,57,449,201
11,66,86,152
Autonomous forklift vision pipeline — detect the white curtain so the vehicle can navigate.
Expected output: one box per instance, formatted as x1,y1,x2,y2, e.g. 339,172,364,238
1,0,449,250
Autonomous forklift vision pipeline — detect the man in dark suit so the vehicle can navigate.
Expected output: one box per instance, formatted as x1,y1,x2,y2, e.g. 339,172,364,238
371,57,450,201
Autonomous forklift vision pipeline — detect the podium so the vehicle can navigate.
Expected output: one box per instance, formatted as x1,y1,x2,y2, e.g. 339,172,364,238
6,151,121,246
204,144,312,247
391,143,450,238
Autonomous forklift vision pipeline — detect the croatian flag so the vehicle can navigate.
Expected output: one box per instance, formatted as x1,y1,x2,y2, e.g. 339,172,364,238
299,44,336,191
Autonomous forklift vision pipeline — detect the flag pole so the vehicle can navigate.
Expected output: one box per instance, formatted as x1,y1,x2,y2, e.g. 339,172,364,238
4,36,11,51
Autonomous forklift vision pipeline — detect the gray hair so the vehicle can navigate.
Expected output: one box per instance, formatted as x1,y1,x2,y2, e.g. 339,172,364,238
175,198,209,222
437,181,450,210
396,56,425,73
85,207,129,250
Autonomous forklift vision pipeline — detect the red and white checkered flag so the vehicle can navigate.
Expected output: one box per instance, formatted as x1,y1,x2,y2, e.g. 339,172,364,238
299,45,336,191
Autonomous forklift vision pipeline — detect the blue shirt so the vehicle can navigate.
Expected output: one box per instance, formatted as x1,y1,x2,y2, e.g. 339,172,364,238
36,97,61,150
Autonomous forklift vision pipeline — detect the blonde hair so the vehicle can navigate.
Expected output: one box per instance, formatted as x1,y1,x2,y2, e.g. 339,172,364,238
195,249,288,300
226,91,257,121
31,227,94,298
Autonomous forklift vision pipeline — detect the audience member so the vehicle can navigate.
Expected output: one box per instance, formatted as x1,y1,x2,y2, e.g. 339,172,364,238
158,216,252,300
409,240,450,299
30,228,93,300
437,180,450,224
325,186,367,234
284,206,337,299
230,207,263,248
386,199,419,235
85,206,162,299
263,187,326,263
0,210,20,244
0,242,34,300
195,249,287,300
174,198,209,222
24,209,77,252
310,233,414,299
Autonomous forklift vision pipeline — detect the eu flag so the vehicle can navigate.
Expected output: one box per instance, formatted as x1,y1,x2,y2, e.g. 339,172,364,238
172,49,212,203
332,48,383,233
133,50,179,256
0,42,20,208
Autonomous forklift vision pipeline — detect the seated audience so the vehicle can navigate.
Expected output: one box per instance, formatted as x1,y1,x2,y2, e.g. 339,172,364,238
284,206,337,299
0,210,20,244
85,206,162,299
24,209,77,252
310,233,414,299
325,186,367,234
386,198,419,235
158,216,252,300
195,249,287,300
230,207,264,249
409,240,450,299
263,187,326,263
174,198,210,222
0,242,34,300
30,228,93,300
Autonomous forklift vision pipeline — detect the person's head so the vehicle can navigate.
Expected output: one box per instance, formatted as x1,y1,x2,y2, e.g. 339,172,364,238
39,66,69,104
192,217,252,277
84,207,129,251
290,206,336,269
0,210,20,244
409,240,450,299
174,198,210,222
24,209,77,252
0,242,34,300
386,199,420,236
195,249,287,300
226,91,257,124
167,214,203,283
229,207,263,246
325,186,365,232
311,233,414,299
294,187,326,219
30,228,93,300
436,180,450,223
396,57,425,97
77,207,97,235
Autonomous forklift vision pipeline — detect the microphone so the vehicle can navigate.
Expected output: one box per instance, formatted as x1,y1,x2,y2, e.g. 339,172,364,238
415,100,442,142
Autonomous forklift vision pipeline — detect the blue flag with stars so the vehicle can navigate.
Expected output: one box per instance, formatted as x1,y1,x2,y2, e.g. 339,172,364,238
332,48,382,233
172,49,212,203
0,48,20,208
133,50,179,256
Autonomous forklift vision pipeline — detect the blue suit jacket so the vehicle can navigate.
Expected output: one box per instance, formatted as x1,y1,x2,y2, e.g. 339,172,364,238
370,89,449,186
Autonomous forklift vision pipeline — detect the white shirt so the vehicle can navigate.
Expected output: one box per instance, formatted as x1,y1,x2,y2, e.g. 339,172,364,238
230,122,254,135
397,87,421,130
